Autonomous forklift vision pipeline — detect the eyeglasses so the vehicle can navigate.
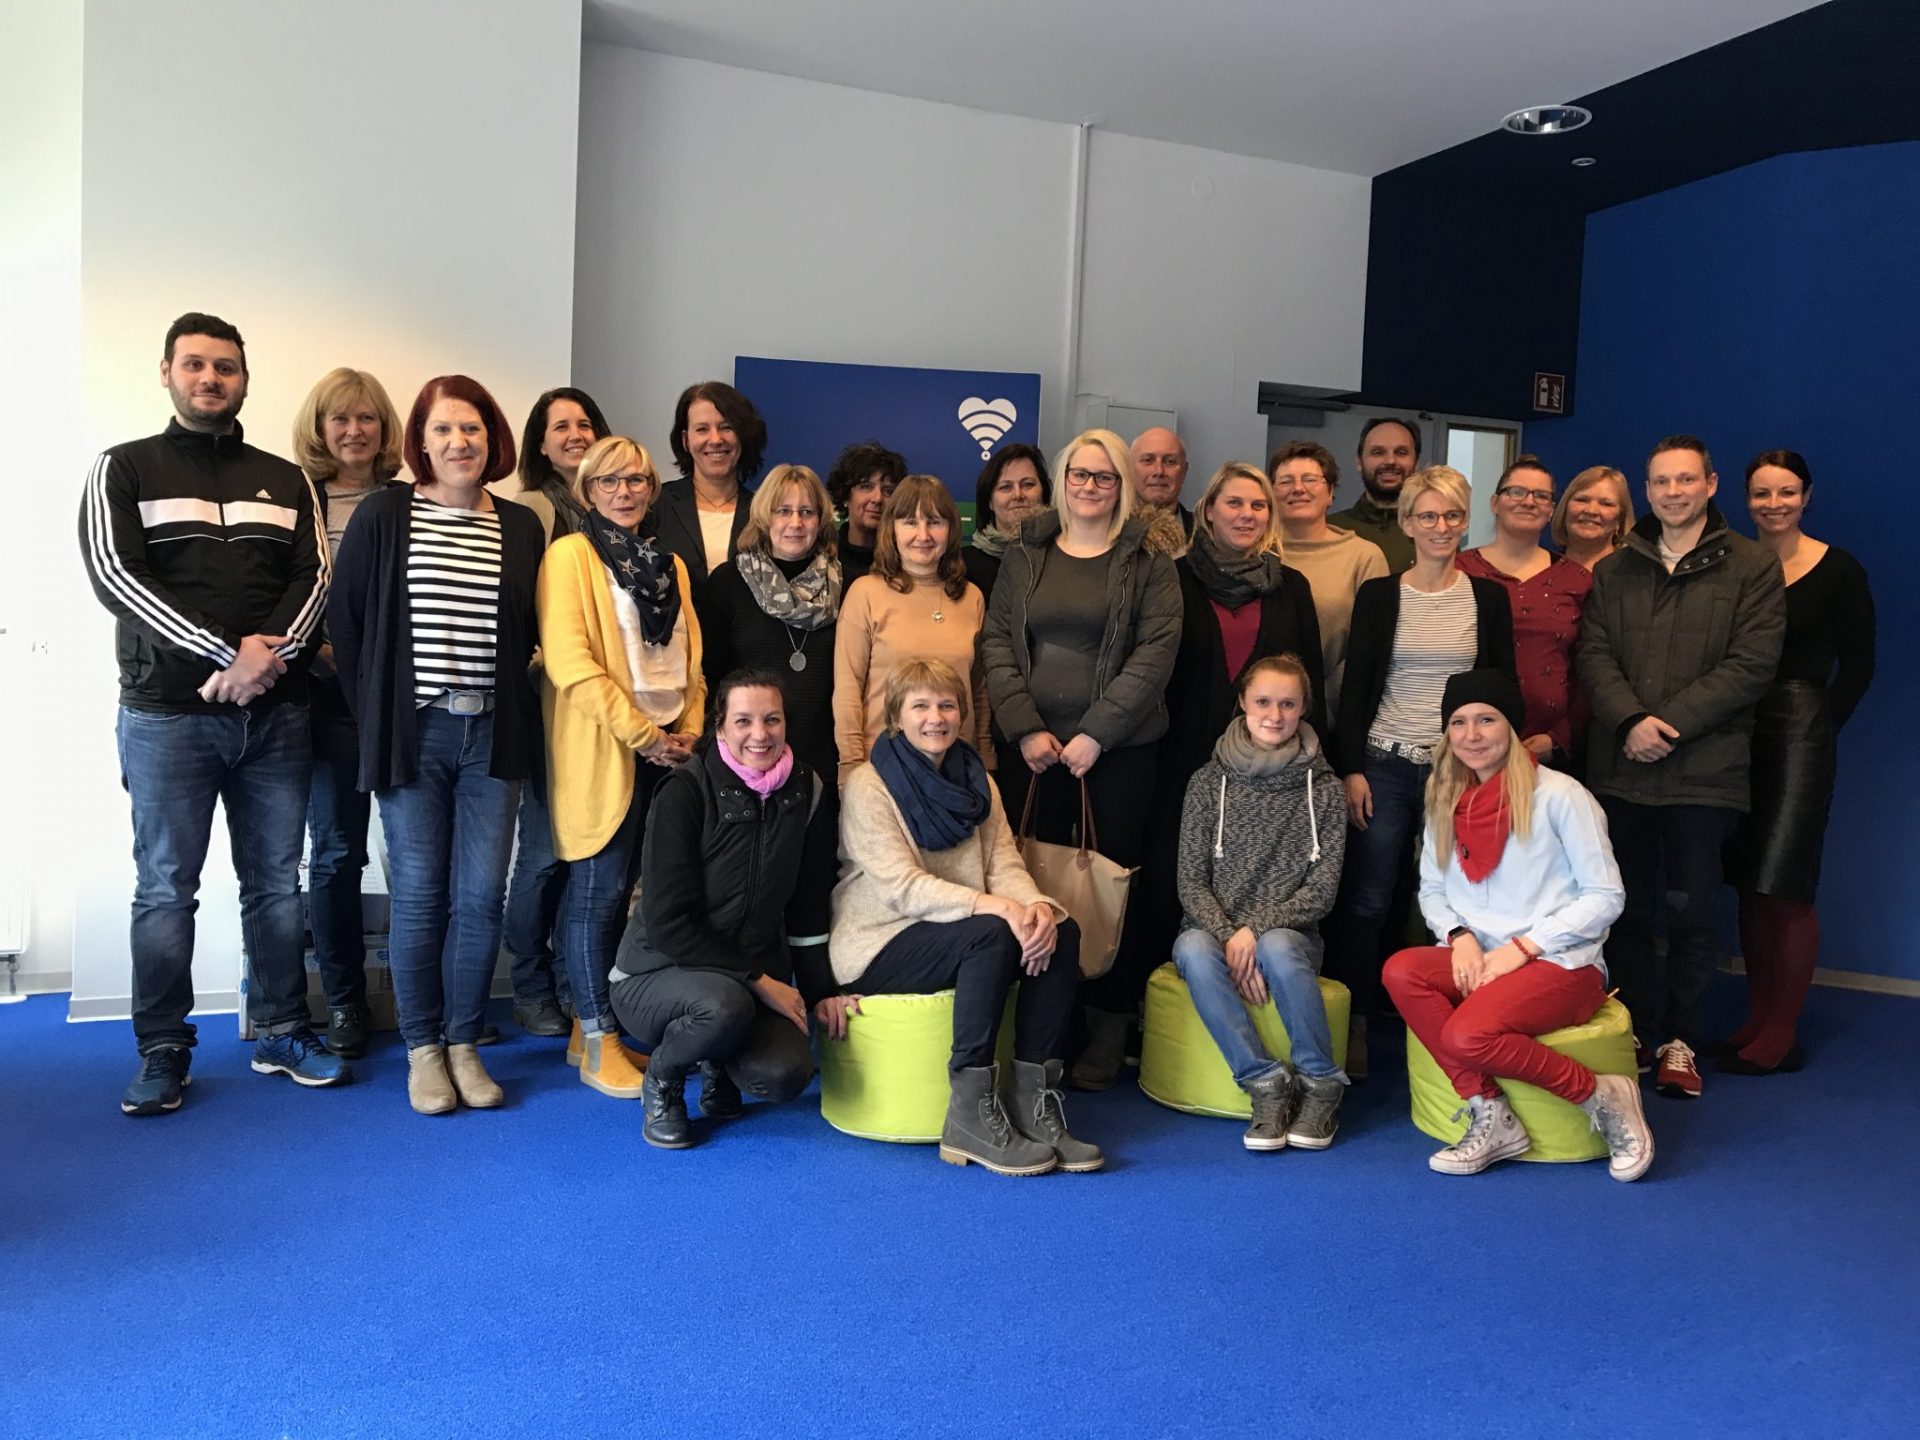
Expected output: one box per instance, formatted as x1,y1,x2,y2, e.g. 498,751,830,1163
1495,485,1553,505
591,473,653,494
1408,509,1468,530
1271,475,1326,492
772,505,820,522
1065,467,1121,491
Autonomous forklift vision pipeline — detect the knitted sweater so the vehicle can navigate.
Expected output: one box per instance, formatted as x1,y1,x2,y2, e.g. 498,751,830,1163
1281,525,1389,717
832,573,990,783
1176,725,1347,942
828,762,1061,986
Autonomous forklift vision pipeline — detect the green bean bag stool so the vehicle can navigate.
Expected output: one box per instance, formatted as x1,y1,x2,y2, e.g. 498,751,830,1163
817,990,1014,1143
1138,963,1351,1119
1407,996,1636,1163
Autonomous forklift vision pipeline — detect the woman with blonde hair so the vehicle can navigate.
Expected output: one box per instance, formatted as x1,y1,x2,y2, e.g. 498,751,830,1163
1381,669,1652,1181
833,475,991,784
1324,465,1514,1074
982,427,1182,1090
827,658,1098,1175
1551,466,1634,571
538,435,704,1099
290,367,405,1058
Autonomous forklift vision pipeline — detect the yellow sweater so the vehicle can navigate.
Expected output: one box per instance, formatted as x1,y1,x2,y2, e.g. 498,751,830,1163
537,535,706,862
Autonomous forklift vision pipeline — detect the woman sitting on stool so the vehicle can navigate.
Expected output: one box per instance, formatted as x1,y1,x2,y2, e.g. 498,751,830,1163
1174,654,1349,1152
1381,669,1653,1181
609,670,835,1149
826,658,1100,1176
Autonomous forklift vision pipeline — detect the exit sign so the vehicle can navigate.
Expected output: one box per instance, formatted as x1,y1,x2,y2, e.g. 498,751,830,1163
1533,372,1566,414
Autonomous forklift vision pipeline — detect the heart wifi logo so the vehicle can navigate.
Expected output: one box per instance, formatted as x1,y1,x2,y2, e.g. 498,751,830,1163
957,397,1018,461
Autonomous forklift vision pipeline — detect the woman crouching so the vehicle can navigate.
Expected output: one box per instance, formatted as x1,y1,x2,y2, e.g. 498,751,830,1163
826,658,1100,1176
1173,654,1349,1151
609,670,836,1149
1382,669,1653,1181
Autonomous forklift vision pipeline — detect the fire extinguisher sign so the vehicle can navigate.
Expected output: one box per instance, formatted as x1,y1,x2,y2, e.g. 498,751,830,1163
1533,372,1566,414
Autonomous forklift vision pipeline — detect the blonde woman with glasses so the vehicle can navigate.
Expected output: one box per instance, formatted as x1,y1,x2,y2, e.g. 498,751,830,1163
1323,465,1515,1073
538,436,705,1101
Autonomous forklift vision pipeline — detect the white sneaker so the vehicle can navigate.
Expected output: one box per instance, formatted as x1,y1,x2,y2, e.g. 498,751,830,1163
1429,1094,1531,1175
1583,1072,1655,1182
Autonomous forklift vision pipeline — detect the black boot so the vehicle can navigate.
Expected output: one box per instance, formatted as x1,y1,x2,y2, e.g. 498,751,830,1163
326,1005,370,1060
642,1067,694,1149
1068,1009,1130,1091
1007,1059,1105,1172
938,1065,1055,1176
698,1061,744,1119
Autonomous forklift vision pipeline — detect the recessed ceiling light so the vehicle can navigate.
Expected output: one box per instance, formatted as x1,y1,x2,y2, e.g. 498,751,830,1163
1501,104,1593,136
1572,156,1597,167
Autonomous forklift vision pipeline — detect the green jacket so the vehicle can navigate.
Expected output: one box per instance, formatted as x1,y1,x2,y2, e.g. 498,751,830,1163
1329,493,1412,573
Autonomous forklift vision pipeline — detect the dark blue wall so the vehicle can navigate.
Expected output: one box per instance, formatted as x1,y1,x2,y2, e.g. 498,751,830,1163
1529,141,1920,979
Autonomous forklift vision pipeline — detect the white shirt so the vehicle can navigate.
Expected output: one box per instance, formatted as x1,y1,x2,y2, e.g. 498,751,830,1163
698,509,733,576
605,563,690,727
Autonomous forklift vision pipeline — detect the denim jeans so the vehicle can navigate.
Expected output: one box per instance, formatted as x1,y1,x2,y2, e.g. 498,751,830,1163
562,760,662,1036
1600,798,1738,1048
1325,747,1430,1017
116,702,313,1053
306,683,372,1010
501,746,571,1008
376,708,521,1049
1173,927,1346,1083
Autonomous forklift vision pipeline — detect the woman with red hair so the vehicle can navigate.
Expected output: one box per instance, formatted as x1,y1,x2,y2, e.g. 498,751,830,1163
330,375,545,1115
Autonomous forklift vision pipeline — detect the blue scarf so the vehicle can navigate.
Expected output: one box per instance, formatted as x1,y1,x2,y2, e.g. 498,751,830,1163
870,730,991,852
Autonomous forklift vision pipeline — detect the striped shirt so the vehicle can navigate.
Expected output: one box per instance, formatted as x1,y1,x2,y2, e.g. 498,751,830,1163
1369,575,1477,750
408,494,502,702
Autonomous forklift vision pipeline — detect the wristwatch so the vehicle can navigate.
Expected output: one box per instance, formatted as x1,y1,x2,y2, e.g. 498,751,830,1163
1446,926,1474,945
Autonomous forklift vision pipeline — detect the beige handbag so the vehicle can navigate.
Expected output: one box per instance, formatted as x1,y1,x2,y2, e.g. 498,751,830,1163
1015,778,1137,979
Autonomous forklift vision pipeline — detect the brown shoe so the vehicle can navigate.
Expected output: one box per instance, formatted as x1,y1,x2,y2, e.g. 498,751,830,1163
446,1043,504,1108
1067,1009,1130,1092
407,1045,457,1115
580,1031,648,1099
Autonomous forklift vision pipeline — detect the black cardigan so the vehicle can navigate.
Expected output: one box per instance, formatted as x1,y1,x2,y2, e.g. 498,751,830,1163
327,484,544,791
1332,572,1516,776
699,558,840,780
650,479,754,594
1161,558,1328,783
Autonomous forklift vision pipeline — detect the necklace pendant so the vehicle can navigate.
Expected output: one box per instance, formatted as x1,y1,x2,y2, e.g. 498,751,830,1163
788,651,807,673
932,607,944,623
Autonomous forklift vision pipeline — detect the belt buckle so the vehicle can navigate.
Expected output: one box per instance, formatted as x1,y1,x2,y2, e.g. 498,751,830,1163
446,691,486,716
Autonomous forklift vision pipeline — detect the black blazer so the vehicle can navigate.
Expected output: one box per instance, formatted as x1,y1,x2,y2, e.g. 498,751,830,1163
328,484,544,791
1332,572,1515,776
649,479,754,594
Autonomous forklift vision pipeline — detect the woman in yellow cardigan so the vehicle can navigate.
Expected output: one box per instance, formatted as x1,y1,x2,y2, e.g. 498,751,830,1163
538,436,706,1097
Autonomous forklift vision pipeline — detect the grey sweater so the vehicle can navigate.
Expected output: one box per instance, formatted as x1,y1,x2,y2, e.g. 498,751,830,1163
1177,724,1348,942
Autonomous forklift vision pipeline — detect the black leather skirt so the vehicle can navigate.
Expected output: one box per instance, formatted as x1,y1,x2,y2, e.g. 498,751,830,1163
1726,680,1835,902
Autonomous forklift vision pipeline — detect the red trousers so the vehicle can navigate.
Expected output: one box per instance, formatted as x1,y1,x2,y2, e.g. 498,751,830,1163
1382,946,1606,1104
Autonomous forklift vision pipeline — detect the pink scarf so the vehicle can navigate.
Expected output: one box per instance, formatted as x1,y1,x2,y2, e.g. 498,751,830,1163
716,740,794,798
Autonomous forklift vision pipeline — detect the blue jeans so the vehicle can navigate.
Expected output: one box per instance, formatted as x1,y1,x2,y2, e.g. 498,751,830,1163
376,708,520,1049
561,760,662,1036
1325,747,1430,1017
116,702,313,1053
306,683,372,1010
1173,927,1346,1082
501,749,571,1008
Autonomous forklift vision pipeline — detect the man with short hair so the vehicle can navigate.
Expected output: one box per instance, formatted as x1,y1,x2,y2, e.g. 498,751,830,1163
1576,435,1785,1100
80,312,346,1116
1330,417,1421,572
1130,426,1192,530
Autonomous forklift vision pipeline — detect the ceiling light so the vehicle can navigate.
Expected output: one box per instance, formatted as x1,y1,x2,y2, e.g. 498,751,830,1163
1572,156,1597,167
1501,104,1593,136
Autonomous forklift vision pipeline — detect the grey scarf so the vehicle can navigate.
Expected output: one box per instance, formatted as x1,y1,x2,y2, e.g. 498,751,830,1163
735,548,842,630
1188,525,1286,608
969,524,1017,559
1213,716,1318,779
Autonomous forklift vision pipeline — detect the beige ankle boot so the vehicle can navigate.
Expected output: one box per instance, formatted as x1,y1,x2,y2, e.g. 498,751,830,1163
407,1045,457,1115
446,1043,504,1108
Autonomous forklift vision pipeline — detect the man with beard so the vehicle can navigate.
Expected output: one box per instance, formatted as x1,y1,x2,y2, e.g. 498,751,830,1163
1331,417,1421,573
1130,426,1193,531
81,312,346,1116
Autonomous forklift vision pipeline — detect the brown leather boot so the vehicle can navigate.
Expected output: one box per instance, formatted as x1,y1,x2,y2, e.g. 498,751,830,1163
445,1044,504,1108
580,1031,648,1099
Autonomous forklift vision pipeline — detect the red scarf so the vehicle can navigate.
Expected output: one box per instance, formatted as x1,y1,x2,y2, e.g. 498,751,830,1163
1453,774,1515,882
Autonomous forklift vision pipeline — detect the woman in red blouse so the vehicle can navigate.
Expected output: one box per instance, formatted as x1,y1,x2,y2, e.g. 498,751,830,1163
1457,456,1592,769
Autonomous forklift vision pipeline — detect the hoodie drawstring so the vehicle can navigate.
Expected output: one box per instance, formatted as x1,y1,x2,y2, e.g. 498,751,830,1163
1213,774,1227,860
1306,768,1322,863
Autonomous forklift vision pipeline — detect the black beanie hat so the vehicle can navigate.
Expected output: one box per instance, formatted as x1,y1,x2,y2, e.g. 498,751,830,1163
1441,668,1526,736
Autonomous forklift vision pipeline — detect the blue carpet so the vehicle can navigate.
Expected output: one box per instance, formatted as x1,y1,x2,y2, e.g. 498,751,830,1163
3,980,1916,1439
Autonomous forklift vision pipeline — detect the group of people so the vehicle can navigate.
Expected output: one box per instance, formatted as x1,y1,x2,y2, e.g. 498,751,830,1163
83,311,1874,1185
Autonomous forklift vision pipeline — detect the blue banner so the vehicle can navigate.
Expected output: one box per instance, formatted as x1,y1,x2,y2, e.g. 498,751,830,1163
734,356,1043,530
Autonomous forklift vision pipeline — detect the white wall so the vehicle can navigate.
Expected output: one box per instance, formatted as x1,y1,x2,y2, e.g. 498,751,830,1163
1078,131,1371,489
572,46,1374,504
573,45,1079,462
37,0,584,1019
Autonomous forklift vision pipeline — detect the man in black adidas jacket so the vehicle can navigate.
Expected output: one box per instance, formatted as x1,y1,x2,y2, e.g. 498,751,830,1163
79,311,348,1116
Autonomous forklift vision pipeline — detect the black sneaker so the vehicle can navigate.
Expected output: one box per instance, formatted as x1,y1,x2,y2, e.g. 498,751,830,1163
327,1005,370,1059
122,1046,192,1116
698,1062,744,1119
513,998,571,1038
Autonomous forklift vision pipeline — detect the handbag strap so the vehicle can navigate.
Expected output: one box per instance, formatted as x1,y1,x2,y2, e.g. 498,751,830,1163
1017,773,1040,843
1077,777,1098,857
